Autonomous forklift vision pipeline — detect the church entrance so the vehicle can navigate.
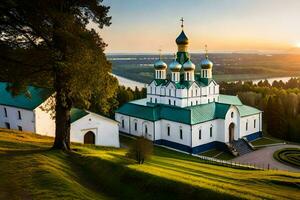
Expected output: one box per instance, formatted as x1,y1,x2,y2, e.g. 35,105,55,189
84,131,95,144
229,123,235,143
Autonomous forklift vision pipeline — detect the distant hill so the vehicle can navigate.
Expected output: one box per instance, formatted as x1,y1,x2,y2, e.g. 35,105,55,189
1,129,299,200
109,53,300,83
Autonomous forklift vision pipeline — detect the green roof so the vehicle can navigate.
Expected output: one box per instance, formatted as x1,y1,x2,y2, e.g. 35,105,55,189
116,99,232,125
0,82,52,110
70,108,89,123
218,94,243,105
236,105,261,117
151,75,215,89
117,96,261,124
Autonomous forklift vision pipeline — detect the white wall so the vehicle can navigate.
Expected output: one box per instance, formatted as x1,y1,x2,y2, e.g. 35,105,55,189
0,105,35,132
223,106,240,143
34,96,56,137
159,119,192,146
191,119,222,147
239,113,261,138
71,112,119,147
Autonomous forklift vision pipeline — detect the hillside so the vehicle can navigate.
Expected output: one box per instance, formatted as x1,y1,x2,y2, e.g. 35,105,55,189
0,129,299,200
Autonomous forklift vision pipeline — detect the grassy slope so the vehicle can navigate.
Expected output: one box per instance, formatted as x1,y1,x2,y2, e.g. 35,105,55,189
0,129,300,200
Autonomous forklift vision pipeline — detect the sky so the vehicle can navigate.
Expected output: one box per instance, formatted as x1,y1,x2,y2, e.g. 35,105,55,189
92,0,300,54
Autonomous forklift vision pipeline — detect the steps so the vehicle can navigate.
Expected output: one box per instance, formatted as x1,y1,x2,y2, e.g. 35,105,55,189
232,139,253,156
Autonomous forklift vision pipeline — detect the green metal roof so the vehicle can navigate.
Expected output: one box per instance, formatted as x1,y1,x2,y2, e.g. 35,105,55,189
0,82,52,110
117,95,261,124
151,75,214,89
116,99,233,125
236,105,261,117
70,108,89,123
218,94,243,105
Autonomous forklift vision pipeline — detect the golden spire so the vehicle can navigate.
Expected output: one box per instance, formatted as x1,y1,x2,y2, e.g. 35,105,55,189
205,44,208,59
180,17,184,29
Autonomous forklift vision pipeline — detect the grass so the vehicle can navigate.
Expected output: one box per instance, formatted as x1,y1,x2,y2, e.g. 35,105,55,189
1,129,300,200
199,149,235,160
251,137,283,146
273,148,300,168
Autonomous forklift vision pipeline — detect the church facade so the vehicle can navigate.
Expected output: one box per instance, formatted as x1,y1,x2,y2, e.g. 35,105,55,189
115,24,262,154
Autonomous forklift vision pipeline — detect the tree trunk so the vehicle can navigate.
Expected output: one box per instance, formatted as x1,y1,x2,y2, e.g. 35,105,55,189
52,72,72,151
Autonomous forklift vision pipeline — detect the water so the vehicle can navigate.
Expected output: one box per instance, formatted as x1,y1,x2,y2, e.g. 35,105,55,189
112,74,146,90
113,73,297,90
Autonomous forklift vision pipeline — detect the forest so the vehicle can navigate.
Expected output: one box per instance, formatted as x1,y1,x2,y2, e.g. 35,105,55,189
220,78,300,142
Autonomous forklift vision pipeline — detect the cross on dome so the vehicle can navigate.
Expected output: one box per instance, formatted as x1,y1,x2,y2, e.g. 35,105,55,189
158,48,162,60
180,17,184,29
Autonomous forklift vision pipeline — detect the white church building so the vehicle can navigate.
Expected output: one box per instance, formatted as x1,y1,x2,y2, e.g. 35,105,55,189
0,82,120,148
115,23,262,154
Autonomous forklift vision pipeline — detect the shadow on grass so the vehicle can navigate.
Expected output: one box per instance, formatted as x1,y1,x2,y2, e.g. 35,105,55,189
67,151,241,200
0,148,51,157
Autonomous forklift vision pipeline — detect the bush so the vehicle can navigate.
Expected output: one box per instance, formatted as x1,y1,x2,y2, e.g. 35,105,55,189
126,136,153,164
273,148,300,168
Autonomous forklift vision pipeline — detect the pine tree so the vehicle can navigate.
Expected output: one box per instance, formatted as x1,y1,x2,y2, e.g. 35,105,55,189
0,0,117,150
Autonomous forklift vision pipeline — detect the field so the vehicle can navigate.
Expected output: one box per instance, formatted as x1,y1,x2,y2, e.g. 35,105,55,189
109,53,300,83
0,129,300,200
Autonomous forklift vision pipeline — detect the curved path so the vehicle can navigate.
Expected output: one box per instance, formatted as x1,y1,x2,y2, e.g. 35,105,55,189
232,144,300,172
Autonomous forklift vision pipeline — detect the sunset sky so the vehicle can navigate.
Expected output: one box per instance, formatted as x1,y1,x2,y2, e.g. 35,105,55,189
94,0,300,53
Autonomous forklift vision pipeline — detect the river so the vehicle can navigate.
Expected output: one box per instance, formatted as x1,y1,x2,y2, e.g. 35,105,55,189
113,74,297,90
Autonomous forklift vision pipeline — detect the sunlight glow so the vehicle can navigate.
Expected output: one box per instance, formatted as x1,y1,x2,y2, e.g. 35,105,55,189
296,42,300,48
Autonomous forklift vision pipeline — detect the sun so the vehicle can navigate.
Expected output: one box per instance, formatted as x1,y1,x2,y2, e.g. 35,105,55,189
295,42,300,48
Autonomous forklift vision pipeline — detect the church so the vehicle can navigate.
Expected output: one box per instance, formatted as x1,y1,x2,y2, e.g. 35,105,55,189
115,21,263,154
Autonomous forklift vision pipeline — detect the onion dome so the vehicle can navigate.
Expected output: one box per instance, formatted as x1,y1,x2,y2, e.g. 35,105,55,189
169,54,182,72
200,45,213,69
154,59,167,70
176,30,189,45
200,55,213,69
183,59,195,71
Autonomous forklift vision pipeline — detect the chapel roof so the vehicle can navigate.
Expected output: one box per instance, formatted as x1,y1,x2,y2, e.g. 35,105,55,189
0,82,52,110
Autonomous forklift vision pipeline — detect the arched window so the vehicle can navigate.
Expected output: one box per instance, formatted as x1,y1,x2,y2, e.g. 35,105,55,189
145,125,148,134
121,119,125,128
246,121,248,131
173,100,176,106
231,112,234,118
155,98,157,103
167,125,170,136
150,97,152,103
199,129,201,140
210,126,213,137
254,119,256,128
179,128,183,139
134,121,137,131
169,99,171,105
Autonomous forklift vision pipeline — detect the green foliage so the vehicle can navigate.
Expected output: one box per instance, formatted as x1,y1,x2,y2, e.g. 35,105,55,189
273,148,300,168
221,78,300,142
126,136,153,164
0,0,117,149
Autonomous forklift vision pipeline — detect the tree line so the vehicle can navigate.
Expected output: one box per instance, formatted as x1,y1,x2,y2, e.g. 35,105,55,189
220,78,300,142
89,86,146,118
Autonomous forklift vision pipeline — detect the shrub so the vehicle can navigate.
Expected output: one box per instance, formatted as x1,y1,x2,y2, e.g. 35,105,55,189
126,136,153,164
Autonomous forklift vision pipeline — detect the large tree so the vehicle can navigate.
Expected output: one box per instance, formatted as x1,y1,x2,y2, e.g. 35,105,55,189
0,0,118,150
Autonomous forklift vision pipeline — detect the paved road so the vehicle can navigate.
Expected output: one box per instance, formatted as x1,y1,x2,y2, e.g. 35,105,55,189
232,144,300,172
